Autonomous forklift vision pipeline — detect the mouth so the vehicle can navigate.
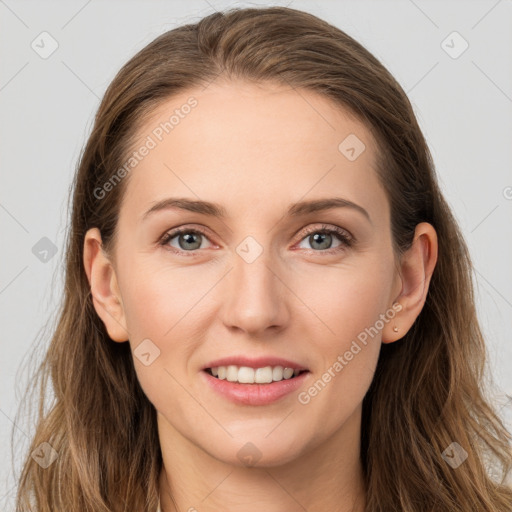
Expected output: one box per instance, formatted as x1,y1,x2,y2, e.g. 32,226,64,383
201,363,311,406
204,365,309,385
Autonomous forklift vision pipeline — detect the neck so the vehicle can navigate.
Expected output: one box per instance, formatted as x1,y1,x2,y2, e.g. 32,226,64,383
157,405,366,512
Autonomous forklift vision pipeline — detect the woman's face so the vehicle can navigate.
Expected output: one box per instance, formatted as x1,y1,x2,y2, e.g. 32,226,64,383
89,80,405,466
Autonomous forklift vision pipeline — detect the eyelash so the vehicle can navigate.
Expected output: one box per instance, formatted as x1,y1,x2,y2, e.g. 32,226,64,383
158,224,354,257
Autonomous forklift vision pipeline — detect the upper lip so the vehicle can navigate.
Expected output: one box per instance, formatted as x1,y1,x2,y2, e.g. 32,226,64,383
203,356,309,371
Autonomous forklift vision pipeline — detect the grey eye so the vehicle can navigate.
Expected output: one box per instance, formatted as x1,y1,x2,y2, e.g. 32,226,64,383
297,231,343,251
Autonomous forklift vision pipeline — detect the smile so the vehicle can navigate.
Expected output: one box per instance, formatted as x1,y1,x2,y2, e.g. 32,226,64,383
201,366,310,406
205,365,307,384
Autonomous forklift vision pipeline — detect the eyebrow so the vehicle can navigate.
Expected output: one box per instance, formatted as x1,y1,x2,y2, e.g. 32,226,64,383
142,197,372,224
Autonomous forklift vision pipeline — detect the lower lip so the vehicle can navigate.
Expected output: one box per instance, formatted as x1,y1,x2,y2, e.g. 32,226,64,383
201,370,310,406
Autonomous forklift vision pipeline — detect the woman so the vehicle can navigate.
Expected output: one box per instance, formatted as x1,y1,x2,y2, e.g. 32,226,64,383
14,6,512,511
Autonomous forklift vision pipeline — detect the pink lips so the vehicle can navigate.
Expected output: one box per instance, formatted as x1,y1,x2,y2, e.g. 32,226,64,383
201,370,309,406
201,355,310,406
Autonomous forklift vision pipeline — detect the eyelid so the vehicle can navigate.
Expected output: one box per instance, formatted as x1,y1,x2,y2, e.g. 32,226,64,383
297,223,354,244
158,222,354,255
158,224,216,250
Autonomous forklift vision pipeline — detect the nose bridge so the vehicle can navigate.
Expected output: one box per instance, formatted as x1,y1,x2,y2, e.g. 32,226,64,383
220,235,288,334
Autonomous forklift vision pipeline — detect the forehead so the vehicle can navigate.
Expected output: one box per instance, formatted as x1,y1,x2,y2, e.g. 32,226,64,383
120,80,387,224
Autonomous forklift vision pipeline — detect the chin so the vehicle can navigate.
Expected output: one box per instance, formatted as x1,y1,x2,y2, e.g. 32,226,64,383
207,433,308,469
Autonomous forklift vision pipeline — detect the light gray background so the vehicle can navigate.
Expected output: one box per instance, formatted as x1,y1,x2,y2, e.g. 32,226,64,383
1,0,511,508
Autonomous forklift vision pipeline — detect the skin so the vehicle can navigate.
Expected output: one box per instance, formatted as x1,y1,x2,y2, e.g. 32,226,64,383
83,80,438,512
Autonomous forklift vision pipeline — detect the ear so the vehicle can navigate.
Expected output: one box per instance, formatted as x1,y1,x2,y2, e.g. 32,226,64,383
83,227,129,342
382,222,438,344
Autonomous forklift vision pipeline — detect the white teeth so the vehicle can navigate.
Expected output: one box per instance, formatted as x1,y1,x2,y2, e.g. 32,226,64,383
272,366,284,381
254,367,273,383
239,367,256,383
283,367,294,379
226,365,238,382
209,364,304,384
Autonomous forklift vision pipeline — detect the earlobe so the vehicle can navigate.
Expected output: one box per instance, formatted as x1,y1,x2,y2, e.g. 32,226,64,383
381,301,405,344
382,222,438,344
83,228,130,342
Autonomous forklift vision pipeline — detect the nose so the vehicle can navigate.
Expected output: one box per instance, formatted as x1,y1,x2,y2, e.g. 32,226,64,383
219,245,290,336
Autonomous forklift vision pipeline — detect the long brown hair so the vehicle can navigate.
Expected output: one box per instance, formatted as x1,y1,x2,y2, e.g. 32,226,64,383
13,6,512,511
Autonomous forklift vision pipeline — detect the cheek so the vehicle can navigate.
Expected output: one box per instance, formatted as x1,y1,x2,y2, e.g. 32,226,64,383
295,257,393,345
292,258,392,406
116,260,204,411
119,256,212,339
114,258,204,397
